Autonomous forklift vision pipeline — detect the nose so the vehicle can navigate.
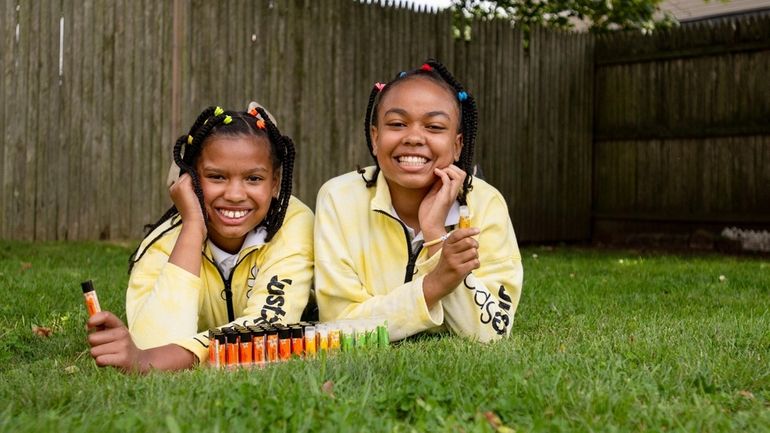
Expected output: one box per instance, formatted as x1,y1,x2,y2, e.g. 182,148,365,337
223,180,246,202
402,125,425,146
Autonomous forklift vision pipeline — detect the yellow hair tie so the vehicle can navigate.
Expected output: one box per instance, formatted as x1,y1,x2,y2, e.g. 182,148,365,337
223,115,232,124
187,135,193,145
214,106,224,116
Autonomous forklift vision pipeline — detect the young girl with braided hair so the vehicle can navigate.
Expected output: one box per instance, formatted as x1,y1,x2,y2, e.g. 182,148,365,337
87,105,313,372
315,59,522,342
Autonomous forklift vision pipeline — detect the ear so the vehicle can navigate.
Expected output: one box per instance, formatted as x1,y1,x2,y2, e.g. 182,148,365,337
370,125,379,156
453,132,463,162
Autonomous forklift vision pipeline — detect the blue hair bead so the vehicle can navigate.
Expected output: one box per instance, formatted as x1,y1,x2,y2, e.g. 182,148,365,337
399,71,407,78
458,91,468,102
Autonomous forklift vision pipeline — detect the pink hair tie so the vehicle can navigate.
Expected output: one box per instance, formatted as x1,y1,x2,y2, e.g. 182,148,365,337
420,63,432,71
374,82,385,92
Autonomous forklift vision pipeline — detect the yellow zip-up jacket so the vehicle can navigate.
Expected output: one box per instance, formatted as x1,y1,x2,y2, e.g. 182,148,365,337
315,167,522,342
127,196,313,362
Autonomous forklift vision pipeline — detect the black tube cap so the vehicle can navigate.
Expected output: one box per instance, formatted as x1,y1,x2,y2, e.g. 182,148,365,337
81,280,95,293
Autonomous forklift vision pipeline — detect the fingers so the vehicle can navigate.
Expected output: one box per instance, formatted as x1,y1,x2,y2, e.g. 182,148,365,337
87,311,125,331
91,341,135,370
446,228,480,247
441,228,481,269
87,324,132,347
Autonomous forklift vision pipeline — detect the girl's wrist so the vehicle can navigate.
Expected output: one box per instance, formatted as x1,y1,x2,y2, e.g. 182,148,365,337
422,228,447,244
180,220,207,242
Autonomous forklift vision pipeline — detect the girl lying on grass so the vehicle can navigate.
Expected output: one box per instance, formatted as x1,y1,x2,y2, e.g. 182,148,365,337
314,60,522,342
87,104,313,372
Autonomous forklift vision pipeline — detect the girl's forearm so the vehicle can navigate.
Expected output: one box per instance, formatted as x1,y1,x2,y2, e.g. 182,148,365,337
168,224,206,276
138,344,198,373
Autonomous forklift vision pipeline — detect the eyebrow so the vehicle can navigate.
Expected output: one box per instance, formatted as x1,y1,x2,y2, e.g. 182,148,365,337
201,166,270,174
383,108,451,119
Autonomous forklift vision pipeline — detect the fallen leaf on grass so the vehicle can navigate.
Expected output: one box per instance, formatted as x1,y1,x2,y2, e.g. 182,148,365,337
21,262,32,271
32,325,52,337
321,380,335,398
484,411,516,433
739,390,754,399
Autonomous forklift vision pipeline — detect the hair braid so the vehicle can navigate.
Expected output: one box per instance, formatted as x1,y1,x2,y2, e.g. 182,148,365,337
361,85,381,187
258,107,295,241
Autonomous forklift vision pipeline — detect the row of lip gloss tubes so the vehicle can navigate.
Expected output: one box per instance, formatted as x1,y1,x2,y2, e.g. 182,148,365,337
208,319,390,368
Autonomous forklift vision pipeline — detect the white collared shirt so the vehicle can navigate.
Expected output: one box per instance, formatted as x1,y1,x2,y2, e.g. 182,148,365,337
208,226,268,279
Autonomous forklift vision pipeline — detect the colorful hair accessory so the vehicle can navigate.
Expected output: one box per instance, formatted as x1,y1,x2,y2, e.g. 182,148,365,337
223,115,232,124
399,71,407,78
248,107,258,117
187,135,193,145
457,91,468,102
374,82,385,92
214,106,224,116
420,63,432,72
256,119,266,130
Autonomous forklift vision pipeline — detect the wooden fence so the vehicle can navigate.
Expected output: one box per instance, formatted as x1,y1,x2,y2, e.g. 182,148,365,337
593,15,770,239
3,1,766,244
1,0,593,242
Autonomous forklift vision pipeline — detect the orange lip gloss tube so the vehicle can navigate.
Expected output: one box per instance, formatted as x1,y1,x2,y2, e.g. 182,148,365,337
291,326,304,358
252,328,266,366
81,280,101,317
266,329,279,363
278,328,292,361
239,329,253,367
225,331,239,368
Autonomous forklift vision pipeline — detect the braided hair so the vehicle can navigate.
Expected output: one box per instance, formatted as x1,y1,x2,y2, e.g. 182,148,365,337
128,106,296,273
361,58,478,204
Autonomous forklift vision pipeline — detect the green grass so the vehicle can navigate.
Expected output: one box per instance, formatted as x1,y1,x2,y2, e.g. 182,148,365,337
1,241,769,432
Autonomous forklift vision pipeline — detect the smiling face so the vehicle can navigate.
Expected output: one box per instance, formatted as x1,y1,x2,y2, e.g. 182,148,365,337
370,76,463,197
197,134,279,253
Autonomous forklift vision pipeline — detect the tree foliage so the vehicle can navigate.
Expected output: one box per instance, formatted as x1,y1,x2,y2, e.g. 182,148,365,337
451,0,677,41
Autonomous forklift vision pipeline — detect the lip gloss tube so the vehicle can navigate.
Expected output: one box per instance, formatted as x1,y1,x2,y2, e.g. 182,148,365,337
329,327,341,351
266,329,279,363
377,320,390,348
209,329,222,366
216,333,226,368
225,331,239,368
278,328,292,361
81,280,101,317
291,326,304,358
252,328,266,366
304,326,317,358
459,205,471,229
317,324,329,353
239,329,253,367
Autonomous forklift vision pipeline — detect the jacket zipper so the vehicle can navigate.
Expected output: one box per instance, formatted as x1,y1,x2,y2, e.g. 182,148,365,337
374,210,422,283
203,247,261,323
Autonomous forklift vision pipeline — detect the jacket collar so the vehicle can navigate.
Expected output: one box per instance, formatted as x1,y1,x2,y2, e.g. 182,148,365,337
203,226,268,264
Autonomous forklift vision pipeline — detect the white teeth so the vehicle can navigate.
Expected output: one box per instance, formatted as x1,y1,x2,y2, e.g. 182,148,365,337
219,209,248,219
397,155,428,166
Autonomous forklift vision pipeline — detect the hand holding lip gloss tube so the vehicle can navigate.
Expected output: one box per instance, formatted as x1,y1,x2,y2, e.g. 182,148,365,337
81,280,101,317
